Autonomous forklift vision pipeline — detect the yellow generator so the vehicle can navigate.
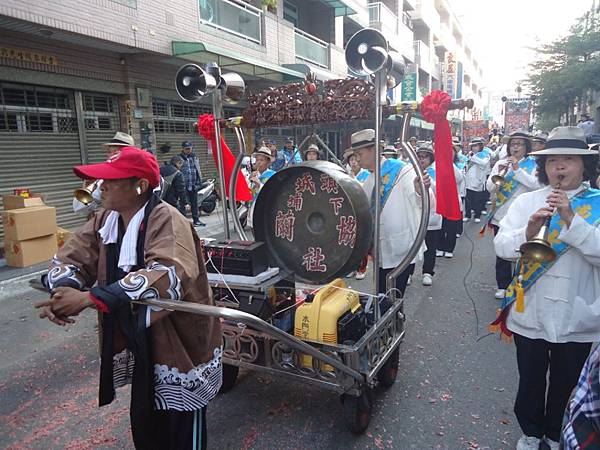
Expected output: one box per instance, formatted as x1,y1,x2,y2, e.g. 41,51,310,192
294,278,364,371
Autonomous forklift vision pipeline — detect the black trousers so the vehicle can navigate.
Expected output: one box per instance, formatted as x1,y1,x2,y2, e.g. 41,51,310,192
135,408,207,450
465,189,487,218
513,334,591,442
492,225,513,289
423,229,441,275
186,189,199,222
439,218,460,253
378,264,414,297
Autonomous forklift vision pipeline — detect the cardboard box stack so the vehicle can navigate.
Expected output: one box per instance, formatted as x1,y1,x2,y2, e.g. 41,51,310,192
2,192,58,267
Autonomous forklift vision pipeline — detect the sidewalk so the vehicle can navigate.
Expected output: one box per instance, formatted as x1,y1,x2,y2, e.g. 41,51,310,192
0,204,232,285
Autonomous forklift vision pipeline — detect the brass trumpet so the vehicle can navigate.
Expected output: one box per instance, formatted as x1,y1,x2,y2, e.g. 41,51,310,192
74,180,100,205
491,162,512,187
519,178,563,263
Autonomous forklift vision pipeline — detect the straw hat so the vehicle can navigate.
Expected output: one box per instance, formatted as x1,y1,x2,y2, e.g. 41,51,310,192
382,145,397,157
252,146,274,161
103,131,134,147
530,126,597,156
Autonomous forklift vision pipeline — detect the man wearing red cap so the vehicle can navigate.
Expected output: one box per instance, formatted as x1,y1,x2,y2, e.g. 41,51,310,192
35,147,222,450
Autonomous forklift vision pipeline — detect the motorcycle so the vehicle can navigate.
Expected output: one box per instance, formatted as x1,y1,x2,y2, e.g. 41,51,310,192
198,179,217,214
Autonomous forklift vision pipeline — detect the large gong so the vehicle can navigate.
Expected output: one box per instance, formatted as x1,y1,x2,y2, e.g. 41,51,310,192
254,161,372,284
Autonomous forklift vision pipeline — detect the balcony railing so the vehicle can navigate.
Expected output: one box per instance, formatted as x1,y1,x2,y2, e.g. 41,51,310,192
294,28,329,68
199,0,262,44
368,2,398,36
414,39,432,73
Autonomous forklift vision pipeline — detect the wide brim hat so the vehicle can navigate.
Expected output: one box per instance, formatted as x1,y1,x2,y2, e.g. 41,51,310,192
589,143,600,151
252,146,274,161
416,142,434,155
507,131,532,143
530,126,596,156
469,137,484,146
303,144,321,158
531,132,548,143
103,131,134,147
382,145,397,156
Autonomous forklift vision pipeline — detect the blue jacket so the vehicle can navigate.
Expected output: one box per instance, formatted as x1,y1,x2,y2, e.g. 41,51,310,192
272,147,302,171
179,152,202,191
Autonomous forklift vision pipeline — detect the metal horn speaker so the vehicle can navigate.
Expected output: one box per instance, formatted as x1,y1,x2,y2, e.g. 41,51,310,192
385,51,405,88
221,72,245,104
175,64,217,102
345,28,389,76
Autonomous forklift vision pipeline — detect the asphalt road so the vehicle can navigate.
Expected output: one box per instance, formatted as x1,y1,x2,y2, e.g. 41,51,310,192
0,219,522,450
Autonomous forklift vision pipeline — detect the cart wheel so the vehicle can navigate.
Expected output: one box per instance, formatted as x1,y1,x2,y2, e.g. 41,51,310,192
377,347,399,388
342,389,372,434
219,364,239,393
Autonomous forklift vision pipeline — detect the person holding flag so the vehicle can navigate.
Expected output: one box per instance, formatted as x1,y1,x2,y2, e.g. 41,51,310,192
491,126,600,450
484,131,540,300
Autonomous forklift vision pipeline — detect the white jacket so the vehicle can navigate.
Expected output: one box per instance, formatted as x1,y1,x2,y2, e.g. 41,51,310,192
465,151,491,192
486,158,540,226
362,162,433,269
494,185,600,343
454,164,466,209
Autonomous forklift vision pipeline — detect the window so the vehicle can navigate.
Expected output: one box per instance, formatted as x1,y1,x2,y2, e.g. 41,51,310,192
283,0,298,27
109,0,137,8
83,92,120,131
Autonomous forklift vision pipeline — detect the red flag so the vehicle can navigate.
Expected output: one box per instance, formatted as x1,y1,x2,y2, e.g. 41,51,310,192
197,114,252,202
420,91,461,221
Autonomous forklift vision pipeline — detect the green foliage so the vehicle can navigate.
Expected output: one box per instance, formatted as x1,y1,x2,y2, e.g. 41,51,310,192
527,8,600,127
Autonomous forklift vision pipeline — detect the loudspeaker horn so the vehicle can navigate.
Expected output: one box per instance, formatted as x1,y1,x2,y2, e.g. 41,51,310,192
175,64,217,102
345,28,389,76
385,51,406,88
221,72,245,104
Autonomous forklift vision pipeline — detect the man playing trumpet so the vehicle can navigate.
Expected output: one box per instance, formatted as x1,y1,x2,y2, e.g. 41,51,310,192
485,131,540,300
492,126,600,450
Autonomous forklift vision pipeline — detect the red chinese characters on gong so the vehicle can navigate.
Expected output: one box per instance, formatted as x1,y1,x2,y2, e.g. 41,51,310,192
301,246,327,272
287,192,303,212
320,174,339,194
336,216,356,247
295,172,316,195
275,210,295,242
329,197,344,216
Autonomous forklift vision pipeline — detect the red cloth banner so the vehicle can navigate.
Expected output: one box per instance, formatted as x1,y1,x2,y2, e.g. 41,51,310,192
420,90,461,221
197,114,252,202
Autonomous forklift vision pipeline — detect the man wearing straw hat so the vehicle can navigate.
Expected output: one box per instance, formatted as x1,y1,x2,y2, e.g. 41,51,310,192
492,126,600,450
248,145,276,228
347,129,432,296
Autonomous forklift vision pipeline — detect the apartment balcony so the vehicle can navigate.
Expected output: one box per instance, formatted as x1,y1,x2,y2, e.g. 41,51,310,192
294,28,330,69
368,3,398,40
411,0,440,34
199,0,262,44
414,39,432,74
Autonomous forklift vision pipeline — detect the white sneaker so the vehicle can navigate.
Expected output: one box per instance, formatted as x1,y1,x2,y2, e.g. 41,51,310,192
346,271,356,278
422,274,433,286
463,217,470,222
494,289,506,299
474,218,481,223
482,210,488,215
444,252,453,258
355,271,366,280
544,437,559,450
435,250,444,257
407,275,412,285
456,233,462,238
516,435,541,450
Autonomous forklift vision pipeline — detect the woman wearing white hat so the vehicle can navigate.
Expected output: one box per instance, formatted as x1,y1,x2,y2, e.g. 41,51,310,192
485,131,540,300
464,137,491,223
493,126,600,450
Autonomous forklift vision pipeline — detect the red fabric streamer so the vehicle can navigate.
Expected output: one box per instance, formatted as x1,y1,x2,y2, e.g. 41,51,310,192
420,90,461,220
197,114,252,202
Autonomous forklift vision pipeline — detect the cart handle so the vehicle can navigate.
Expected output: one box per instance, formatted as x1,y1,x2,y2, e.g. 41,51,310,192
133,298,364,383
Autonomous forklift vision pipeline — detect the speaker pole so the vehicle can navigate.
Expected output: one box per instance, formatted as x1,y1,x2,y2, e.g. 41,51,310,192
212,89,231,239
372,70,384,323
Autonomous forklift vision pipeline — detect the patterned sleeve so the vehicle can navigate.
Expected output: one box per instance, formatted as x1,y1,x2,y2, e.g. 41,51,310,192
90,209,198,314
45,213,103,292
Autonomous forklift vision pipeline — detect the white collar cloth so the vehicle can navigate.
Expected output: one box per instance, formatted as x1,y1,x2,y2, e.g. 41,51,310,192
98,203,148,272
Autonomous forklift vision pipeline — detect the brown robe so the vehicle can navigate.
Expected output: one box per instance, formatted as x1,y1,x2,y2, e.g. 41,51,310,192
46,202,222,411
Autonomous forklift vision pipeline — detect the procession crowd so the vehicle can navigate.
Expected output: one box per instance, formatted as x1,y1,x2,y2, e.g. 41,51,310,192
36,121,600,450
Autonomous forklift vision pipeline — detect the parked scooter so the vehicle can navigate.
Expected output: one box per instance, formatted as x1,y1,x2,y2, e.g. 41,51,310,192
198,179,217,214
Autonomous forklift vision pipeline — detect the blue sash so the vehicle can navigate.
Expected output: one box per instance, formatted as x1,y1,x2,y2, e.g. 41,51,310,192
251,169,275,201
426,165,436,181
455,154,468,171
502,188,600,311
356,169,369,183
495,157,537,208
368,159,406,216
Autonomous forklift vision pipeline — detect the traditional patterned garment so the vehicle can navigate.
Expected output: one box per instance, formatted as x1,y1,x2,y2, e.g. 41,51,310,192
376,158,406,209
494,156,537,208
250,168,275,201
561,343,600,449
491,186,600,340
46,198,223,422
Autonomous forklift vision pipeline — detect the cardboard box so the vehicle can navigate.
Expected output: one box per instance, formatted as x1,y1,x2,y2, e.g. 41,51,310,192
3,206,57,241
2,194,45,210
56,227,73,248
4,234,57,268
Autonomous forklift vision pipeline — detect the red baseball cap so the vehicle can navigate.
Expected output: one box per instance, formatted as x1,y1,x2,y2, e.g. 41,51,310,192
73,147,160,187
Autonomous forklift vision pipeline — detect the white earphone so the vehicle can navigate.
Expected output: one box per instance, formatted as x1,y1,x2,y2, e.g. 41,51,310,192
136,186,142,195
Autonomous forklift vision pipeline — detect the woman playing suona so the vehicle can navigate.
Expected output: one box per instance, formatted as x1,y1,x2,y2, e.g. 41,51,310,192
492,126,600,450
485,131,540,300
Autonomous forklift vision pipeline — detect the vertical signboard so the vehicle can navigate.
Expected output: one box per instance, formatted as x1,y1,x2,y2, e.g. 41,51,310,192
456,61,463,99
401,72,417,102
445,52,457,99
